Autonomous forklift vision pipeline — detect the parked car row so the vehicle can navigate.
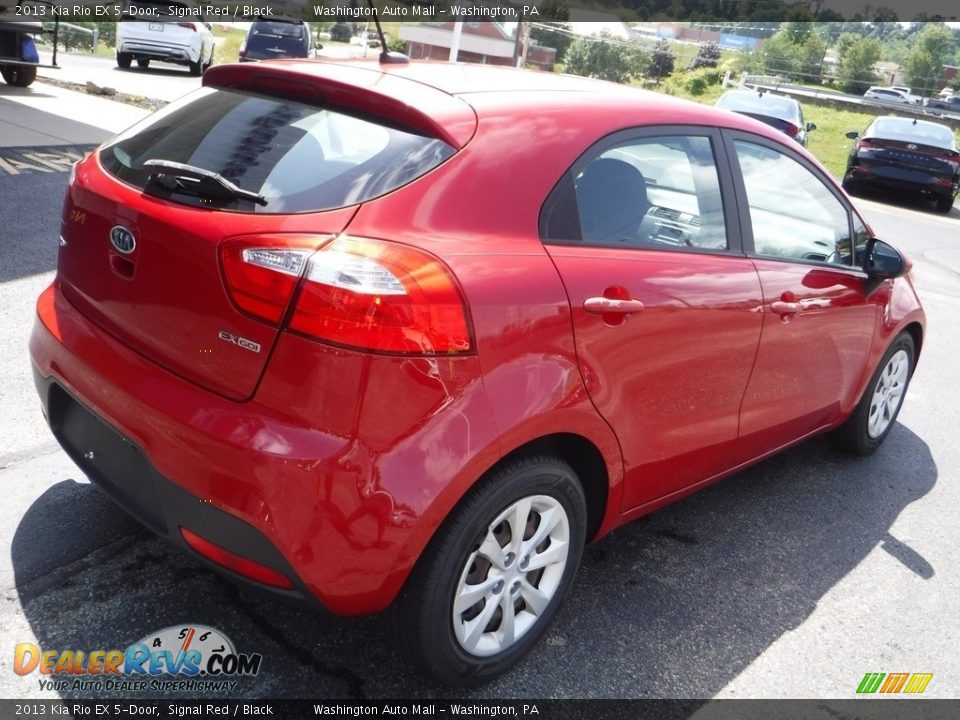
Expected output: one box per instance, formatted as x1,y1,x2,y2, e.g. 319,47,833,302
715,88,958,213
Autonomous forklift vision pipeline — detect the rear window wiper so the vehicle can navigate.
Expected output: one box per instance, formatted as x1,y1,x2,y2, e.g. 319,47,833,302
143,159,268,206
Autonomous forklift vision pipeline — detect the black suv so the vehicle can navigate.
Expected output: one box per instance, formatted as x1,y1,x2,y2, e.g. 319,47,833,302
239,19,313,61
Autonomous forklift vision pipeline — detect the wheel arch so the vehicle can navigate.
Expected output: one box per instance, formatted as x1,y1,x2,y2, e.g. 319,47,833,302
903,320,923,371
494,432,609,542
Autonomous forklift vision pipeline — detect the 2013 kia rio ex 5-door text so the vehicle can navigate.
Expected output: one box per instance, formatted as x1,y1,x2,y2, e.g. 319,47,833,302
30,59,925,685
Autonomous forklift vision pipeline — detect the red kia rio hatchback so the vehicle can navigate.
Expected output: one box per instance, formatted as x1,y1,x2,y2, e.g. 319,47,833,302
31,59,925,685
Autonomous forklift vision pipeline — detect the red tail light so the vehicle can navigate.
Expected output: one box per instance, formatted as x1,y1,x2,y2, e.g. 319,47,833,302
857,138,877,150
177,22,198,31
181,528,294,589
220,235,473,355
945,150,960,173
220,235,331,325
289,236,473,355
785,123,800,138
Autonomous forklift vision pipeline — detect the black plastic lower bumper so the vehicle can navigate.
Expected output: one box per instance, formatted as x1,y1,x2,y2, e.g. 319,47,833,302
33,368,316,606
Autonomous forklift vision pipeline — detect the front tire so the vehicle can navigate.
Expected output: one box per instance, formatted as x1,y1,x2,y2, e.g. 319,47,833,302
832,332,915,455
390,456,587,686
935,194,955,214
1,65,37,87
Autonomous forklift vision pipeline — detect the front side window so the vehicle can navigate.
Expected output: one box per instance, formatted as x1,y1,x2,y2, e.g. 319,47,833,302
548,135,727,251
734,140,852,266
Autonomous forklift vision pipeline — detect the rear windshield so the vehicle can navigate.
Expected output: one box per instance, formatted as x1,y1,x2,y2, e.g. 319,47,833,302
867,118,956,150
99,88,455,214
716,92,799,123
252,21,306,38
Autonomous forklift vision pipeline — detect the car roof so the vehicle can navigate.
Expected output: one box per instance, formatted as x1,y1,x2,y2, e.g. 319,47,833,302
204,59,801,151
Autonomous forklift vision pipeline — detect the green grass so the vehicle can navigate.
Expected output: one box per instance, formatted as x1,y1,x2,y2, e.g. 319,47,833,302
213,26,246,65
803,105,877,178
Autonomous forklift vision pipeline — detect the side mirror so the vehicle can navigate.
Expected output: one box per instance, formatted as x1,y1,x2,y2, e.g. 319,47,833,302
864,238,906,279
806,122,817,132
845,131,859,140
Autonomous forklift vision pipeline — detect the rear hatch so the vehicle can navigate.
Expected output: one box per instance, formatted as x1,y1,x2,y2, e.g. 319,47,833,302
739,112,799,139
858,136,960,182
118,2,201,46
244,22,308,59
58,65,474,400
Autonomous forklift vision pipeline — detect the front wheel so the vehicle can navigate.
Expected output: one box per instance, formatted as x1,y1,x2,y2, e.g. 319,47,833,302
935,194,955,214
390,456,587,686
832,332,915,455
1,65,37,87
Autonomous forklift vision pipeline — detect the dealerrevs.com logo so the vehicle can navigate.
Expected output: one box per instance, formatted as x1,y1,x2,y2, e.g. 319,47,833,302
13,625,262,693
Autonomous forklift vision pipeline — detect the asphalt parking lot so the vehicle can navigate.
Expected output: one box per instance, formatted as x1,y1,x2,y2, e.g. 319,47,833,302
0,83,958,702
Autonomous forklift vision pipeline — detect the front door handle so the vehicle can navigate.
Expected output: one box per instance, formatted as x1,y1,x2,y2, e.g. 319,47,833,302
771,300,802,316
583,297,646,314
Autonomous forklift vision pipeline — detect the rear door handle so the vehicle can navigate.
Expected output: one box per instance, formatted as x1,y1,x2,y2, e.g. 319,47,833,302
584,297,646,314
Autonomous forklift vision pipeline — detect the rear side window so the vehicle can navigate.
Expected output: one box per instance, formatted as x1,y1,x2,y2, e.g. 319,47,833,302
542,134,728,251
99,88,455,213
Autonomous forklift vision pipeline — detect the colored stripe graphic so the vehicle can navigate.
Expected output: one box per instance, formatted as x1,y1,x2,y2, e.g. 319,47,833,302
903,673,933,694
857,672,933,694
880,673,909,693
857,673,885,693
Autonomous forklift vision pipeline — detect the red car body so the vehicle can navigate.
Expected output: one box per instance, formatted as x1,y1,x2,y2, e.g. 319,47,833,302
30,60,925,682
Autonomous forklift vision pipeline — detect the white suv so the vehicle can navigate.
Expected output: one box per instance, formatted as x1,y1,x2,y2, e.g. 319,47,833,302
116,0,215,76
863,86,919,105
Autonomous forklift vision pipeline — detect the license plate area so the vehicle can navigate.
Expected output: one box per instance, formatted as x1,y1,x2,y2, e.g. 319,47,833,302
49,385,166,534
149,22,163,31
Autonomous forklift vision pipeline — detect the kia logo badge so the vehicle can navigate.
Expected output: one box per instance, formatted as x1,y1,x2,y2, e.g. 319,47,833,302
110,225,136,254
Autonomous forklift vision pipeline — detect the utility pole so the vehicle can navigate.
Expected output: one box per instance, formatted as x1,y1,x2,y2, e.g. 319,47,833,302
513,21,524,67
449,20,463,62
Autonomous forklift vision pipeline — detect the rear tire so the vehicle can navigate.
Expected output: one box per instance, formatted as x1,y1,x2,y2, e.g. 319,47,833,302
1,65,37,87
116,52,132,69
189,59,203,76
832,332,915,455
136,58,150,69
841,175,859,196
935,194,955,213
390,455,587,686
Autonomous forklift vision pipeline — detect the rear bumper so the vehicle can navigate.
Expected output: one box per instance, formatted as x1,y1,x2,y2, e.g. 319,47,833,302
30,282,500,615
848,164,958,197
33,370,311,605
118,40,200,63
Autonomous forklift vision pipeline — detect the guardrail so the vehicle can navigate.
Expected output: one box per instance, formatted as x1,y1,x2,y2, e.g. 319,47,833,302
738,73,960,131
